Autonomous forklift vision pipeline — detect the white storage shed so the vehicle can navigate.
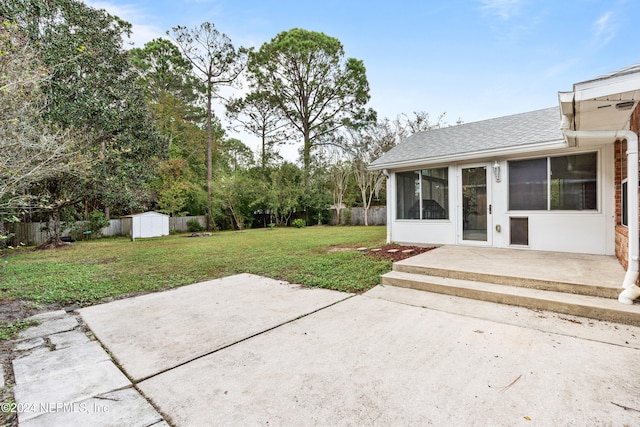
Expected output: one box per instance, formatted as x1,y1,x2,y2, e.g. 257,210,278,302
122,211,169,239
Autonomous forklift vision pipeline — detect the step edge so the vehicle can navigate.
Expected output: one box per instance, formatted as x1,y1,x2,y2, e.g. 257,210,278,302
381,271,639,314
389,265,620,298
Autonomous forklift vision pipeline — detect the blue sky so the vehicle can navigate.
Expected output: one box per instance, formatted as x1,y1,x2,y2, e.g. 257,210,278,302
87,0,639,158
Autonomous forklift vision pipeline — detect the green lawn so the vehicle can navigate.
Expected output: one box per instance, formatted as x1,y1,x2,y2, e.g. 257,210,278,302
0,226,390,307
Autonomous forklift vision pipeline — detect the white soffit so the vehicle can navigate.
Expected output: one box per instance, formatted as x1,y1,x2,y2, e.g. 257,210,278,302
566,65,640,131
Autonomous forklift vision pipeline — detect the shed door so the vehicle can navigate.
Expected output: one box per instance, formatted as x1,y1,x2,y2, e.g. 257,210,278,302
459,165,492,245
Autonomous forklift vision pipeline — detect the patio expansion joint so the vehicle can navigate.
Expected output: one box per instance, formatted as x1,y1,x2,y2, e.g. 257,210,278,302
129,293,356,385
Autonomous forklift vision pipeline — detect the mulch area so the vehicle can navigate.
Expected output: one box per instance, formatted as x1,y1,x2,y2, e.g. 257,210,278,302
361,244,435,262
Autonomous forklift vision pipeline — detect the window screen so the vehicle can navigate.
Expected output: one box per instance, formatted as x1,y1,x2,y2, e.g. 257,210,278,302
396,168,448,220
396,171,420,219
509,153,597,211
550,153,597,210
508,158,547,210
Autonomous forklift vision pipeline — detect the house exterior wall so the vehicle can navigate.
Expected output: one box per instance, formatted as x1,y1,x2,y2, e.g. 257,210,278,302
614,103,640,268
387,167,458,246
387,144,616,255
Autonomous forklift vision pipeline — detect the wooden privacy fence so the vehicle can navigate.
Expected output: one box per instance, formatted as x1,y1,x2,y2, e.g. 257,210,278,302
330,206,387,226
169,216,206,231
6,216,207,246
6,208,386,246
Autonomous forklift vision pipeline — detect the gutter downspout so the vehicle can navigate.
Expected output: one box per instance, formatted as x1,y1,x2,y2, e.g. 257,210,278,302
562,126,640,304
383,169,391,244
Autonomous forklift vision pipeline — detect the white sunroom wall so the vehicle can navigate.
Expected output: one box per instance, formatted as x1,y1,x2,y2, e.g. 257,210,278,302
494,143,615,255
387,143,616,255
387,167,458,246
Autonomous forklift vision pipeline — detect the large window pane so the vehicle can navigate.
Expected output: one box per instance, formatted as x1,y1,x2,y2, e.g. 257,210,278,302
396,171,420,219
396,168,449,220
550,153,597,210
509,158,548,210
421,168,448,219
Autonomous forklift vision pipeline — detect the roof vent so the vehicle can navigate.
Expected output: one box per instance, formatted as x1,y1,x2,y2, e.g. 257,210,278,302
616,101,635,111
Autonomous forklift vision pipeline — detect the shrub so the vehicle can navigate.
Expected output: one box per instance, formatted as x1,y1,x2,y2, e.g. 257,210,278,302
186,218,205,232
292,218,306,228
69,211,110,240
341,209,352,226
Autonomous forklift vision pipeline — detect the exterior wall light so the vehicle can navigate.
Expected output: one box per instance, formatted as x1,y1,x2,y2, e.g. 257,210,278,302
493,161,501,182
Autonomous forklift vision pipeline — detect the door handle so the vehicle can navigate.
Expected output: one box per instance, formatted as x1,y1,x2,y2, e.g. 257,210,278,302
489,205,492,214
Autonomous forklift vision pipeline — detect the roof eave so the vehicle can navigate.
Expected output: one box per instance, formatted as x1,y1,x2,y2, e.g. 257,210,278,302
368,139,568,171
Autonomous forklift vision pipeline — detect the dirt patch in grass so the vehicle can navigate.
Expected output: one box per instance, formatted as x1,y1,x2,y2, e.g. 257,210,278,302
362,244,435,262
0,299,61,324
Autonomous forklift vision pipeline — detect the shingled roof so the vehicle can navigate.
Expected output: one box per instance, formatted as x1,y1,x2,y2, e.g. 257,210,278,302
578,62,640,86
370,107,565,169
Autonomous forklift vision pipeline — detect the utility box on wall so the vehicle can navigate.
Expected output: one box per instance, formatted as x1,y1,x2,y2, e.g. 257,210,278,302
122,211,169,239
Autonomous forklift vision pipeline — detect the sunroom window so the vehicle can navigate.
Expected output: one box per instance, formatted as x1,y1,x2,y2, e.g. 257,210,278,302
396,168,448,220
508,152,597,211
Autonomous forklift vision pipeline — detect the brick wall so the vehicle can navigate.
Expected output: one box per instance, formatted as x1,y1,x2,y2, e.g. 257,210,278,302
614,103,640,267
616,225,629,269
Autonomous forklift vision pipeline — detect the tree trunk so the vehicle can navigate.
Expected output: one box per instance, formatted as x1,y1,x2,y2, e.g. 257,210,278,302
0,221,6,249
206,89,213,230
364,206,369,226
39,209,64,249
261,130,267,169
227,201,243,230
303,128,312,172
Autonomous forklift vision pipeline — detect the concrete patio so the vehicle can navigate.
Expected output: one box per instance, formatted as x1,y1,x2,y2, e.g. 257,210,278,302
9,272,640,426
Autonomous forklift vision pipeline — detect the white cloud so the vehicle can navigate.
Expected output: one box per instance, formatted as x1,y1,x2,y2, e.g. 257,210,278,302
479,0,523,20
85,1,165,47
593,11,616,46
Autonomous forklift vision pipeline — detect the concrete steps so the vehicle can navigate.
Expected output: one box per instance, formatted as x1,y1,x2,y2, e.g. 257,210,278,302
391,262,621,299
381,270,640,326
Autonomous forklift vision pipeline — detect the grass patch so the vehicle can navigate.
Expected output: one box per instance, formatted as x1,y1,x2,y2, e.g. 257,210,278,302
0,226,389,307
0,319,40,341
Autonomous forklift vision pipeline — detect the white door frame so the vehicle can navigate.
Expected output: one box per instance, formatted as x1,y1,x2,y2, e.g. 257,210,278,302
458,163,493,246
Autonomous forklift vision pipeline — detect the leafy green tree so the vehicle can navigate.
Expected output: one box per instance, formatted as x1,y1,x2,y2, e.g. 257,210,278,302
344,121,397,226
219,138,255,173
226,91,289,168
0,21,85,245
247,28,372,171
215,171,258,230
129,38,199,107
130,38,210,217
265,162,304,226
328,160,351,225
4,0,166,244
211,138,258,229
154,159,200,216
170,22,247,229
302,164,332,225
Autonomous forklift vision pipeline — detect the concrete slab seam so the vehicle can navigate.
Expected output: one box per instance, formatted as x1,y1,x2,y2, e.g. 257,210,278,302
130,293,356,385
72,314,141,388
130,382,177,427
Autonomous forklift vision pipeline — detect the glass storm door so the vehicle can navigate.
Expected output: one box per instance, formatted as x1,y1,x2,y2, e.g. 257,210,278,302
460,165,491,244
